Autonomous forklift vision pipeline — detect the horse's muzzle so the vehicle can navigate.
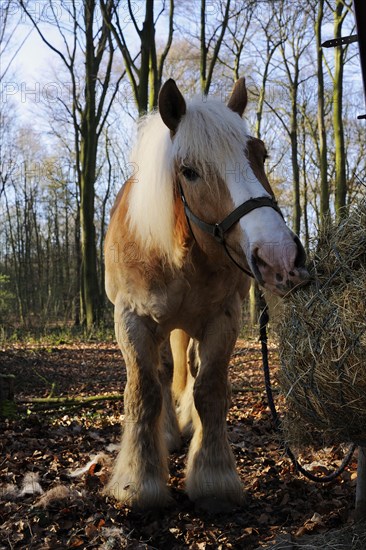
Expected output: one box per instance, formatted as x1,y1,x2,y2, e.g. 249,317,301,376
250,235,310,296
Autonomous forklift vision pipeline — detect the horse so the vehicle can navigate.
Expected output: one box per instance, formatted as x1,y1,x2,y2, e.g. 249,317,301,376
104,77,309,510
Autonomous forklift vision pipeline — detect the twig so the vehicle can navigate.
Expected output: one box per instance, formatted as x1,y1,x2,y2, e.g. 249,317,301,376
18,393,123,405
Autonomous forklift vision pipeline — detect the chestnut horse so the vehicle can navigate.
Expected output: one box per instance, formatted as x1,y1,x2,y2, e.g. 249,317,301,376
104,78,309,509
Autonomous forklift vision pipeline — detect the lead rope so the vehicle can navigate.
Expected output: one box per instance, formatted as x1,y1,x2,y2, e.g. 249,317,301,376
259,296,356,483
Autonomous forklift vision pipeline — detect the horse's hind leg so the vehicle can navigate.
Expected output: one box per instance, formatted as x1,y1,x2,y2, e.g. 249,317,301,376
171,329,190,400
171,330,201,437
106,308,170,508
159,339,181,452
185,300,244,510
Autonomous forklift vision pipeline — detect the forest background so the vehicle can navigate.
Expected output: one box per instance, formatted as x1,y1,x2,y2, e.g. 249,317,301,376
0,0,365,333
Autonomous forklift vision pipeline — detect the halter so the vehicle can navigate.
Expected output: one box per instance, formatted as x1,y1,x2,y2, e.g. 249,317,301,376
178,182,284,278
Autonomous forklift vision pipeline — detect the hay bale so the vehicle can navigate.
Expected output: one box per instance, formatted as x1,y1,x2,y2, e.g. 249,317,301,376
274,201,366,446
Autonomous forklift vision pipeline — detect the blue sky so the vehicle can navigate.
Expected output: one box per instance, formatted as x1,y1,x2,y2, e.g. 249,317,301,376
2,1,364,124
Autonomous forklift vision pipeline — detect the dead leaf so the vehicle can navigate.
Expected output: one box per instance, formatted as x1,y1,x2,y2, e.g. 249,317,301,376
85,523,99,539
69,536,84,547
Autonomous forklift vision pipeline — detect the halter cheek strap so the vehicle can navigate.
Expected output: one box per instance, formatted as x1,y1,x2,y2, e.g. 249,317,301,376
178,182,284,277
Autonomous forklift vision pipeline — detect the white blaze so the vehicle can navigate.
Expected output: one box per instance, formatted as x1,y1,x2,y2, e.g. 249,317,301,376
226,160,297,277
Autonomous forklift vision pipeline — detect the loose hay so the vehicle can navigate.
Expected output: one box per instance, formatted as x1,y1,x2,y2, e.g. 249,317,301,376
274,201,366,446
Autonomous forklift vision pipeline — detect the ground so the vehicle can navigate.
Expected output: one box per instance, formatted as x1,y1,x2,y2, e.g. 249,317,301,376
0,337,363,549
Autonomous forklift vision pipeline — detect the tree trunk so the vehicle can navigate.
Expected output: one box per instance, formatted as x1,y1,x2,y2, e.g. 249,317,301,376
316,0,329,222
333,0,347,217
78,1,101,327
138,0,154,114
99,136,113,312
20,0,121,329
74,195,81,326
80,160,100,327
290,82,301,236
249,282,262,326
301,111,310,253
200,0,207,92
200,0,230,95
102,0,173,115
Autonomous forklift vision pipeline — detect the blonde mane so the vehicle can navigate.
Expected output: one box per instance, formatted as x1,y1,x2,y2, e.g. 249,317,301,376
127,98,250,264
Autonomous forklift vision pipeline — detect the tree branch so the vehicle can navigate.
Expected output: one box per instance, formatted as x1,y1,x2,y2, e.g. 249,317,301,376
127,0,141,37
158,0,174,86
204,0,231,94
18,0,71,69
100,0,139,102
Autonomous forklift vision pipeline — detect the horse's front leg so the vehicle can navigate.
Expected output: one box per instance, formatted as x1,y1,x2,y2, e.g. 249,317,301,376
106,307,170,508
185,300,244,510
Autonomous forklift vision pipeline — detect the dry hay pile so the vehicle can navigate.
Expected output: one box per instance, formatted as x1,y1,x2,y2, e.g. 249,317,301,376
274,201,366,446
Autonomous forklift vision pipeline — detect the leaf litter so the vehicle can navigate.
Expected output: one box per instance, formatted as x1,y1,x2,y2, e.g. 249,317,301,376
0,339,364,548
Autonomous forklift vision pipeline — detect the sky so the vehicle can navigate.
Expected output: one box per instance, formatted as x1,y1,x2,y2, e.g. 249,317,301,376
2,2,365,124
2,9,67,121
1,0,364,236
1,1,142,122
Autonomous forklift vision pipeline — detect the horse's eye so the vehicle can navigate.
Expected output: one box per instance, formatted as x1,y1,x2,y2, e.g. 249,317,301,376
181,166,199,181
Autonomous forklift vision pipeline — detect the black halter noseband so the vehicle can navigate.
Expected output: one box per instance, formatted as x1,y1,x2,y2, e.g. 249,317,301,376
178,183,284,277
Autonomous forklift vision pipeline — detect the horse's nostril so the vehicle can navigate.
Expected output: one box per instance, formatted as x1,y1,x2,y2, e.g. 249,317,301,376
252,247,269,270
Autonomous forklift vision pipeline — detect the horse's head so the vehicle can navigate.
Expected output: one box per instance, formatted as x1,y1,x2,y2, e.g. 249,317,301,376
158,78,309,296
243,135,309,294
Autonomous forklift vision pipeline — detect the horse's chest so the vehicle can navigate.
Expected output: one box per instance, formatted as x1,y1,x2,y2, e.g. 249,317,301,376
120,261,246,336
152,268,243,332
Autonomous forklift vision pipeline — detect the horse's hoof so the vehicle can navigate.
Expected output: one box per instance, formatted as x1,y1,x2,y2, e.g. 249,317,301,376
104,479,172,509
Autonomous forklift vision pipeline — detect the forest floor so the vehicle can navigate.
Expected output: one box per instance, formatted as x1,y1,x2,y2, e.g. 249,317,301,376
0,338,365,549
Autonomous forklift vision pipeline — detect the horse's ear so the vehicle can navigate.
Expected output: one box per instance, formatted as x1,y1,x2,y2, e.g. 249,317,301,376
227,77,248,117
159,79,186,134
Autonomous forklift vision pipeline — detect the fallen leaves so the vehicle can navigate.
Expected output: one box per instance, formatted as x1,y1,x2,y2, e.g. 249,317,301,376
0,340,360,549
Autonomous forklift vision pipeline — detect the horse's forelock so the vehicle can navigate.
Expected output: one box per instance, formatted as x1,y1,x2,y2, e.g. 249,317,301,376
172,98,249,184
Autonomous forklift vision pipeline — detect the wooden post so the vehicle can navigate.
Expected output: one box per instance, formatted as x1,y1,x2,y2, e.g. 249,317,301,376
0,374,16,417
355,446,366,519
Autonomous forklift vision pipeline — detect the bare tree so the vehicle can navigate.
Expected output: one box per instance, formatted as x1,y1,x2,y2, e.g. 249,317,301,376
274,1,312,235
315,0,330,221
101,0,174,114
0,0,30,83
327,0,352,217
199,0,231,94
19,0,123,327
221,1,256,82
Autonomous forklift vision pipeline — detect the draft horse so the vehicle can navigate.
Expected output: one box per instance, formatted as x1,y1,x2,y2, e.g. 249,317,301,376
104,78,309,509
